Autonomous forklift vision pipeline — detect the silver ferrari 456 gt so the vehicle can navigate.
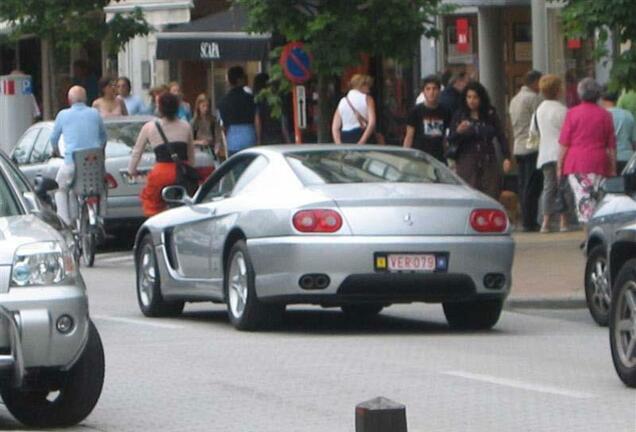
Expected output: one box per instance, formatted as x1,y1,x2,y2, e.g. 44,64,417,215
134,145,515,331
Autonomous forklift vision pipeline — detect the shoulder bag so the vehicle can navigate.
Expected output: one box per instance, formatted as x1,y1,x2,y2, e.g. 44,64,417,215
345,96,381,144
526,110,540,151
155,121,200,196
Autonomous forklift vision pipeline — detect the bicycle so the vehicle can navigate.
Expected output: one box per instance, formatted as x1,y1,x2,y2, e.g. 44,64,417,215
70,148,106,267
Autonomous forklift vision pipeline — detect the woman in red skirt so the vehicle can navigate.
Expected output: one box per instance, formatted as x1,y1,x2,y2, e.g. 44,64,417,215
128,92,195,216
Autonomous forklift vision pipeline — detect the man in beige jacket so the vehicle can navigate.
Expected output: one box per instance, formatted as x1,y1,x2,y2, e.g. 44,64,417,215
509,70,543,232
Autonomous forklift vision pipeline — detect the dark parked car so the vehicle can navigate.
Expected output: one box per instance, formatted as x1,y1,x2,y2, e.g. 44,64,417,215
606,222,636,388
584,156,636,326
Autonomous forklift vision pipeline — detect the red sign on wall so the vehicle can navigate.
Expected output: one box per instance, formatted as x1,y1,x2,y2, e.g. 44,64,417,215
567,38,582,50
456,19,470,53
1,80,15,95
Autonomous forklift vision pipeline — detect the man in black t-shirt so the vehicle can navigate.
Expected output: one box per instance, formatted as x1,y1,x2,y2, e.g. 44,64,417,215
404,75,450,163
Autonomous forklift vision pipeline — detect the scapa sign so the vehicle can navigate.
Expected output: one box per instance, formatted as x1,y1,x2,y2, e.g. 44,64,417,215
200,42,220,60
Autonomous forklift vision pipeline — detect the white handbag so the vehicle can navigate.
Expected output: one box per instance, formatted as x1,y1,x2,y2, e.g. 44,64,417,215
526,111,540,151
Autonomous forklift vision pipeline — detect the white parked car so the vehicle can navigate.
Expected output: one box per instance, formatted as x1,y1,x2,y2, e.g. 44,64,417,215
11,116,216,231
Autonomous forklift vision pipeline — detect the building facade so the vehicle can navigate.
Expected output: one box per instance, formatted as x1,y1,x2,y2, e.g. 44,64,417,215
105,1,271,112
105,0,195,104
421,0,608,116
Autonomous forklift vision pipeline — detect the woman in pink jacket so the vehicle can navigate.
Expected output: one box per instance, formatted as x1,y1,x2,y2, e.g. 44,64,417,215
558,78,616,223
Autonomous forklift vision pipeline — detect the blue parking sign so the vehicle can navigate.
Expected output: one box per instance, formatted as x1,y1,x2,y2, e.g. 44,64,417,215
21,79,32,96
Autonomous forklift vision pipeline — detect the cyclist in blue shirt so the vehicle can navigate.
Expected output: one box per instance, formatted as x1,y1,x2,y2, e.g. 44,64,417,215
50,86,107,225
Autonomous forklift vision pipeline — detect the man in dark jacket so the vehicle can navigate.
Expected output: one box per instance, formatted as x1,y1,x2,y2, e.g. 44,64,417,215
439,71,469,116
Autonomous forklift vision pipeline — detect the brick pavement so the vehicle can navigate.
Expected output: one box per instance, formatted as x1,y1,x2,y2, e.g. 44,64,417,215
507,230,587,307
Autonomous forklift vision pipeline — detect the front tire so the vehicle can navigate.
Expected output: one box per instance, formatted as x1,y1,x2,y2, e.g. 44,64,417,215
80,203,96,268
225,240,283,331
585,245,610,326
136,234,184,317
0,320,105,428
443,299,503,330
609,258,636,388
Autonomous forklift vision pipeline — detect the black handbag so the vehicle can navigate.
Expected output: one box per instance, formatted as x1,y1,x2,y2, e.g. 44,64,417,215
155,121,200,196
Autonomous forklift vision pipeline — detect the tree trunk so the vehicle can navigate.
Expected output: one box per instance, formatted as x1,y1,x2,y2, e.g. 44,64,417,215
49,43,58,117
317,74,331,143
41,38,52,120
40,38,59,120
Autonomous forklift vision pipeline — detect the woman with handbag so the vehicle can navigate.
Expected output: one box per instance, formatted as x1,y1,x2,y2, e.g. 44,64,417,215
331,74,376,144
558,78,616,224
447,81,512,200
534,74,569,233
128,92,195,216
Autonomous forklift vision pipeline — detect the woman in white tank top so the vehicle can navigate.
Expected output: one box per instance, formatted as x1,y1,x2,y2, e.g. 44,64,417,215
331,74,376,144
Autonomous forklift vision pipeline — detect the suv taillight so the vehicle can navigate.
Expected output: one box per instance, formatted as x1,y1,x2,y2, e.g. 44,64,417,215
293,210,343,233
470,209,508,233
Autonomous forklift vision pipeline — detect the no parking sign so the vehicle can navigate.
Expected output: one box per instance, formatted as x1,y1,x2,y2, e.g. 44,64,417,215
279,42,312,84
279,42,313,144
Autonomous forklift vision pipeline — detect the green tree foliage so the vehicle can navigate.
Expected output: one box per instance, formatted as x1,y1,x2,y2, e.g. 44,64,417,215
236,0,449,140
0,0,150,55
559,0,636,90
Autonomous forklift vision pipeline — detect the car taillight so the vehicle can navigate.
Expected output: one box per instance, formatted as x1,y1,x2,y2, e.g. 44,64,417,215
293,210,343,233
470,209,508,233
105,174,118,189
196,166,215,181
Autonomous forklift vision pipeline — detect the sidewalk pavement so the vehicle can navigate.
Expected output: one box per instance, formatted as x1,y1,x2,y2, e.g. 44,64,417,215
505,230,587,309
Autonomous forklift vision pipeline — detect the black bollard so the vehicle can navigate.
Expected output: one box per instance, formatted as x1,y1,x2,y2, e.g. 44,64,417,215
355,396,407,432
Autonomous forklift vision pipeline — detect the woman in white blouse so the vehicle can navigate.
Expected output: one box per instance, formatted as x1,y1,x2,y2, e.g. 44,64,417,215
331,74,376,144
535,74,569,233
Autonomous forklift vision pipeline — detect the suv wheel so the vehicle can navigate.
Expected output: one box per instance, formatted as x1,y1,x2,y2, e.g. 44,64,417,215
136,234,184,317
0,320,105,427
610,258,636,388
225,240,283,331
585,245,611,326
442,299,503,330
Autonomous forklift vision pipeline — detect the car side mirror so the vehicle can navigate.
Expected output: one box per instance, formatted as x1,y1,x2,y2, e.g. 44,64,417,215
161,185,192,206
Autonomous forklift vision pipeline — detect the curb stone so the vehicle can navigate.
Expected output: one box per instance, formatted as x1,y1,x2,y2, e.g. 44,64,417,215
505,296,586,310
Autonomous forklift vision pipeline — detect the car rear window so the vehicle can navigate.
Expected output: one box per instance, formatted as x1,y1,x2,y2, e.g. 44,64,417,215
285,150,460,185
104,121,147,158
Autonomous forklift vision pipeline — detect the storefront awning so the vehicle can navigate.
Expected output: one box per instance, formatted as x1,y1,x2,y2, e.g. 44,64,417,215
155,7,270,62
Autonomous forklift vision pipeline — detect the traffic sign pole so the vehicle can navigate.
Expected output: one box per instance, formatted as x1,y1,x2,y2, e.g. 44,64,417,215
292,85,302,144
280,42,313,145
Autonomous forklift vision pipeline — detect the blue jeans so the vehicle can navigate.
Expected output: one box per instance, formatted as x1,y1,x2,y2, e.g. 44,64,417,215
341,128,363,144
227,124,256,153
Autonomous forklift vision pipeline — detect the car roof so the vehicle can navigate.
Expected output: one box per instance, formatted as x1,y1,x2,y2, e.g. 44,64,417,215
241,144,420,156
33,115,153,129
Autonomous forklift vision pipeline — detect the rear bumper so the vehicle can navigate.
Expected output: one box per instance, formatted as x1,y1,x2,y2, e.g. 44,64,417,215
0,282,90,385
248,235,514,304
105,195,143,220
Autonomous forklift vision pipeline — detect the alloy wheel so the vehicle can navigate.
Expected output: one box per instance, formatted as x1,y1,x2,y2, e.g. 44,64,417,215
228,252,248,319
590,257,610,315
138,244,156,307
614,281,636,368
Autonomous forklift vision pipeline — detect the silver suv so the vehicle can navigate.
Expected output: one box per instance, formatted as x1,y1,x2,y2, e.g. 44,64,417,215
0,151,104,427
